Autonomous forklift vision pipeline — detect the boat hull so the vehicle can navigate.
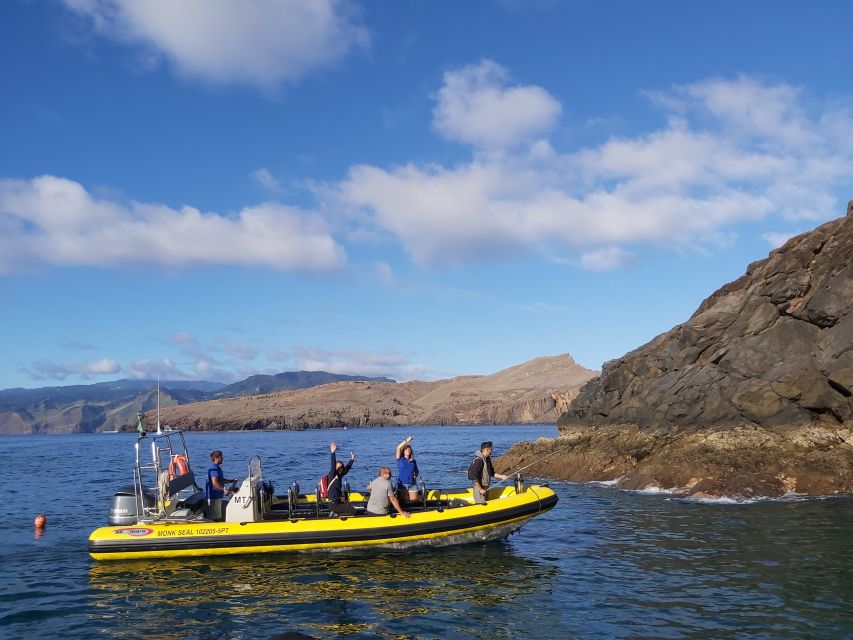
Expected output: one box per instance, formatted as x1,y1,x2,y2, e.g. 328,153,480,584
88,485,557,560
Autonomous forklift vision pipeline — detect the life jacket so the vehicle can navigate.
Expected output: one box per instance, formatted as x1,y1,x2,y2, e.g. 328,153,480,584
467,451,491,487
168,454,189,479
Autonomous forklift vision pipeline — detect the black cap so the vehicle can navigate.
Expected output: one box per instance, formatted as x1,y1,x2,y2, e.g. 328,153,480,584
480,441,493,450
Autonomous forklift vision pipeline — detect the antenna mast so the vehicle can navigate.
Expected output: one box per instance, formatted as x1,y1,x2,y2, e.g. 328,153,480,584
156,376,162,435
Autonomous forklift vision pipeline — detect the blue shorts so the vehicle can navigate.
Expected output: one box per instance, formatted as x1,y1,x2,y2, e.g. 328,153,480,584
400,482,419,493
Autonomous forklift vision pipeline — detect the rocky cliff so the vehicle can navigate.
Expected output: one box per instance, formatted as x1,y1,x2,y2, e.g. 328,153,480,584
146,354,597,431
500,203,853,498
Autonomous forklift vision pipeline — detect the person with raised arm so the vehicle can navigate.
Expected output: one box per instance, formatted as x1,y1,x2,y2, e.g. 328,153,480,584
395,435,420,503
324,441,355,504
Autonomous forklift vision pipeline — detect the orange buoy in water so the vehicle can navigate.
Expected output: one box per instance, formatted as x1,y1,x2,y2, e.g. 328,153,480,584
34,513,47,529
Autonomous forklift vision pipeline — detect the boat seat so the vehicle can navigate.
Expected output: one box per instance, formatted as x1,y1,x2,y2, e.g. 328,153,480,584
176,491,205,511
167,470,197,497
329,503,359,517
167,508,203,520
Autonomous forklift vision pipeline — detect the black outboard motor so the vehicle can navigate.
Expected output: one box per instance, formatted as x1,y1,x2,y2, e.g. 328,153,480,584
108,485,155,526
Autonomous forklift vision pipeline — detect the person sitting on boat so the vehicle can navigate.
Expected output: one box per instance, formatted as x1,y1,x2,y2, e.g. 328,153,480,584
468,441,508,504
366,467,411,518
395,435,420,502
205,450,237,521
326,441,355,503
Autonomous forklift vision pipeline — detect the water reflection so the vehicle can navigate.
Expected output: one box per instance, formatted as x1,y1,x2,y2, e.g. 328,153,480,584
88,543,559,639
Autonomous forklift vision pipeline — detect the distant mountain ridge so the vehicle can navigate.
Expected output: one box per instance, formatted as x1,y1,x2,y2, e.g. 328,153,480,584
0,372,393,434
219,371,394,397
0,378,225,405
150,354,597,431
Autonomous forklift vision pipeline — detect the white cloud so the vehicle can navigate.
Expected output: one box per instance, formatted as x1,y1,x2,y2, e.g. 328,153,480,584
337,73,852,268
432,59,561,149
580,247,635,271
762,230,799,248
22,357,120,380
192,358,235,383
226,343,258,361
252,168,283,192
0,175,345,273
680,76,816,148
176,342,219,362
267,346,433,381
82,358,122,375
159,332,258,378
124,358,189,380
375,261,395,285
63,0,369,88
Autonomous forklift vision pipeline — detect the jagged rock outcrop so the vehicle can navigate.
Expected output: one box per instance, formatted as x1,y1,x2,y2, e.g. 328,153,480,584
504,204,853,498
149,354,597,430
564,211,852,429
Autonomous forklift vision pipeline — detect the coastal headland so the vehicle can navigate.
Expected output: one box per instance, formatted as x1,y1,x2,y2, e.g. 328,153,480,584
499,202,853,498
144,354,597,430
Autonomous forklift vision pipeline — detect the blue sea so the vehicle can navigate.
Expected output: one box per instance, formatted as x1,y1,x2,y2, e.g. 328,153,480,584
2,425,851,639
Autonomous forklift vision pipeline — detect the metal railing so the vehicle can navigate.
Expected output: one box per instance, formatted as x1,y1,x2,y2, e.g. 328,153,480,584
132,430,198,522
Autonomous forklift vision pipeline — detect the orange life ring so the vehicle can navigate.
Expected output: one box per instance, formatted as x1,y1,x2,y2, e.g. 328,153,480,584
168,454,189,479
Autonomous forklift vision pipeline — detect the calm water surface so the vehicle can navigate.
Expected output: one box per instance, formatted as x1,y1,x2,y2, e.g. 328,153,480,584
2,426,851,639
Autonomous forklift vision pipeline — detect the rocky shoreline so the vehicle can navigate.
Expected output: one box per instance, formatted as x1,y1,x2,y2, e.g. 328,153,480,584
498,422,853,499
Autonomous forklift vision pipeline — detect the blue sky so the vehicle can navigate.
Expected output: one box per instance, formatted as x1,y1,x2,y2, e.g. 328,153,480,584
1,1,851,389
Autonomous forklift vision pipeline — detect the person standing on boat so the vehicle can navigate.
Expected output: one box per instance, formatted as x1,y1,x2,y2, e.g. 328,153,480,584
205,450,237,521
468,441,508,504
395,435,420,503
366,467,411,518
326,442,355,503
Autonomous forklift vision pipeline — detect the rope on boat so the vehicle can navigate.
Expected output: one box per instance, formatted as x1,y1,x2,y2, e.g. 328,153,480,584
492,441,578,487
528,485,543,511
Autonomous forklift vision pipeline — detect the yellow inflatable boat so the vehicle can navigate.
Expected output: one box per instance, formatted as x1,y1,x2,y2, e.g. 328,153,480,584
88,430,558,561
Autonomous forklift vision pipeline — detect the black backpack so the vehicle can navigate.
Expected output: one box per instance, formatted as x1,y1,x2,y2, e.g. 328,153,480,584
467,457,481,482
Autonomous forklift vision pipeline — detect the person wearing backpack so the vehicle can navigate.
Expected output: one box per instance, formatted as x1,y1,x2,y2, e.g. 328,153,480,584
322,441,355,503
467,441,508,504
